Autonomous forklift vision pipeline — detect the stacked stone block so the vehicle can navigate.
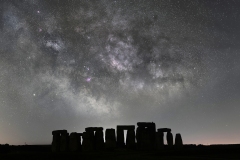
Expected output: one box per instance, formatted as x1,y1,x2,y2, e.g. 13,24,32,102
82,127,104,151
69,132,82,152
116,125,135,149
136,122,156,150
51,123,183,152
51,130,69,152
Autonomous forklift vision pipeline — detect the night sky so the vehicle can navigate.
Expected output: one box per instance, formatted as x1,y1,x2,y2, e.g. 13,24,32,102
1,0,240,145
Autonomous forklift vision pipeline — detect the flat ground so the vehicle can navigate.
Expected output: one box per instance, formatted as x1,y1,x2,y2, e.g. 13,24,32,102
1,145,240,160
1,151,240,160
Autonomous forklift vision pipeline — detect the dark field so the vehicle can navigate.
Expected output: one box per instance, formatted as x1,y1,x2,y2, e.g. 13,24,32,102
0,144,240,160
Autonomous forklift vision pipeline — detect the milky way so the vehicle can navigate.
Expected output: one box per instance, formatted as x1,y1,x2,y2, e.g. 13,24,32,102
1,0,240,145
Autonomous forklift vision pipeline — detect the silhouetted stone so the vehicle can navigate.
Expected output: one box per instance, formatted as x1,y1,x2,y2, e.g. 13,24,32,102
52,130,68,152
167,131,173,146
136,126,144,149
175,133,183,147
94,130,104,150
136,122,156,150
117,125,135,130
51,123,181,152
60,132,69,152
69,132,81,152
143,128,153,150
117,125,135,148
157,128,171,132
126,129,136,149
137,122,156,128
157,128,174,147
156,131,164,149
82,131,94,151
137,123,156,139
52,131,61,152
52,130,67,135
105,128,116,150
117,128,125,147
83,127,104,151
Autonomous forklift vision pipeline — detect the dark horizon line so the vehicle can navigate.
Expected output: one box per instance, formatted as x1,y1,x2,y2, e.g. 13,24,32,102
2,143,240,146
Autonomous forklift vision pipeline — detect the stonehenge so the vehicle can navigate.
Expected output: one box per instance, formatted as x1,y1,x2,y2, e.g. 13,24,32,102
156,131,164,149
52,130,83,152
94,129,104,150
51,130,68,152
157,128,174,148
69,132,82,152
82,131,94,151
158,128,171,132
60,132,69,151
175,133,183,147
167,131,173,146
126,129,136,149
52,131,61,152
83,127,104,151
105,128,116,150
116,125,135,148
51,122,183,152
136,122,156,150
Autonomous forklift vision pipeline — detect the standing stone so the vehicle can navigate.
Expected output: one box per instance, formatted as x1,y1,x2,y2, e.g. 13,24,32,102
69,132,81,152
117,128,125,147
156,131,164,149
167,131,173,146
105,128,116,150
142,128,152,150
136,122,156,150
175,133,183,147
126,129,136,149
51,131,61,152
117,125,135,148
94,130,104,151
82,132,94,151
84,127,104,151
136,126,144,149
137,127,151,150
60,132,69,151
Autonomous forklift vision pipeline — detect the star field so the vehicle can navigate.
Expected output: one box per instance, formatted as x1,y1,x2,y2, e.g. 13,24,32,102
0,0,240,145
